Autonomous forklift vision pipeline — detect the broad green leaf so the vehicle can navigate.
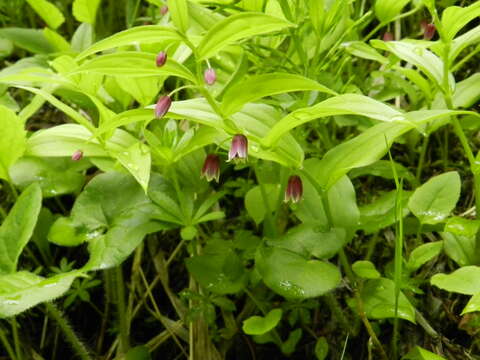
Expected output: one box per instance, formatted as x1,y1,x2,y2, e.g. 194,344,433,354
445,217,480,238
402,346,446,360
327,175,359,232
256,245,341,299
281,329,302,356
343,41,389,64
77,25,183,59
0,106,26,181
431,266,480,295
48,217,89,247
186,240,247,294
361,278,416,323
26,0,65,29
262,94,403,147
350,160,417,184
270,224,346,260
242,308,282,335
116,76,159,107
408,172,460,225
358,190,411,234
0,184,42,274
374,0,410,23
441,3,480,42
371,40,453,90
72,0,101,24
71,23,93,52
450,25,480,63
95,108,153,137
441,232,480,266
221,73,336,116
294,172,328,226
406,242,443,272
0,271,80,318
317,110,472,190
43,28,71,52
352,260,381,279
72,52,196,82
126,346,152,360
169,0,189,33
197,12,294,60
245,184,280,225
115,141,151,193
453,73,480,109
462,292,480,315
0,28,54,54
10,157,86,197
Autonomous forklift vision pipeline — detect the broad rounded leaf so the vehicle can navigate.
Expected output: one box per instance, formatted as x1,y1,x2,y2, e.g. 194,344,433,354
352,261,381,279
431,266,480,295
242,308,282,335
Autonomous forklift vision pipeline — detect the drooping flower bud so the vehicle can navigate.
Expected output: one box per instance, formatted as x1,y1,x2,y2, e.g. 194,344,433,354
423,23,436,40
228,134,248,162
204,68,216,85
160,5,168,15
382,32,393,41
201,154,220,182
155,95,172,118
284,175,303,203
156,51,167,67
71,150,83,161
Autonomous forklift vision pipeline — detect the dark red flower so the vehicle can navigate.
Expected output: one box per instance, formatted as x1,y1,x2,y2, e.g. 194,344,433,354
201,154,220,182
156,51,167,67
285,175,303,203
383,32,394,41
228,134,248,162
71,150,83,161
155,95,172,118
204,68,216,85
423,23,436,40
160,5,168,15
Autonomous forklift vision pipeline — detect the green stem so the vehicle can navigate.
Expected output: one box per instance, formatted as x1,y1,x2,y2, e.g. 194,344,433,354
45,303,92,360
0,324,17,360
114,266,130,354
10,318,22,360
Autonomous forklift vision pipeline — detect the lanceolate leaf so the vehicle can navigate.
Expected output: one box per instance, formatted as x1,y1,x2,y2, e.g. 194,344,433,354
72,0,101,24
169,0,189,33
196,12,294,60
441,2,480,42
72,52,196,82
77,26,184,60
221,73,337,116
26,0,65,29
0,106,27,181
0,183,42,274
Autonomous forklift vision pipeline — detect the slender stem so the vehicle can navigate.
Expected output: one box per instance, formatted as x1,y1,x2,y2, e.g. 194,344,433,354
45,303,92,360
114,266,130,354
416,134,430,181
10,318,22,360
0,324,17,360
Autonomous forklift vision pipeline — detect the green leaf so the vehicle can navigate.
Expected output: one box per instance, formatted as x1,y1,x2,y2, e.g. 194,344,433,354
126,346,151,360
361,278,416,323
352,260,381,279
0,106,26,181
402,346,446,360
48,217,88,247
10,157,86,197
327,175,359,232
169,0,189,33
408,172,460,225
441,3,480,42
271,224,346,260
445,217,480,238
281,328,302,355
431,266,480,295
242,308,282,335
0,28,54,54
186,240,247,294
26,0,65,29
462,292,480,315
374,0,410,23
245,184,280,225
371,40,452,90
221,73,336,116
407,242,443,272
43,28,71,52
256,245,341,299
72,0,101,24
0,184,42,274
71,23,93,52
115,142,151,193
197,12,294,60
77,25,183,59
441,232,480,266
262,94,403,147
343,41,389,64
450,25,480,63
73,51,196,82
314,337,329,360
453,73,480,109
0,270,80,318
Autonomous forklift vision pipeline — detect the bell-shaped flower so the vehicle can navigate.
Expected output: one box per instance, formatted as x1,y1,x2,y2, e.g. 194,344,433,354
155,95,172,118
284,175,303,203
156,51,167,67
71,150,83,161
204,68,216,85
228,134,248,162
201,154,220,182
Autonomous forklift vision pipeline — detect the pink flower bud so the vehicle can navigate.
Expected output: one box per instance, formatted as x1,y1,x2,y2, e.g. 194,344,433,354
160,5,168,15
383,32,394,41
155,95,172,118
423,23,436,40
201,154,220,182
204,68,216,85
156,51,167,67
284,175,303,203
71,150,83,161
228,134,248,162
